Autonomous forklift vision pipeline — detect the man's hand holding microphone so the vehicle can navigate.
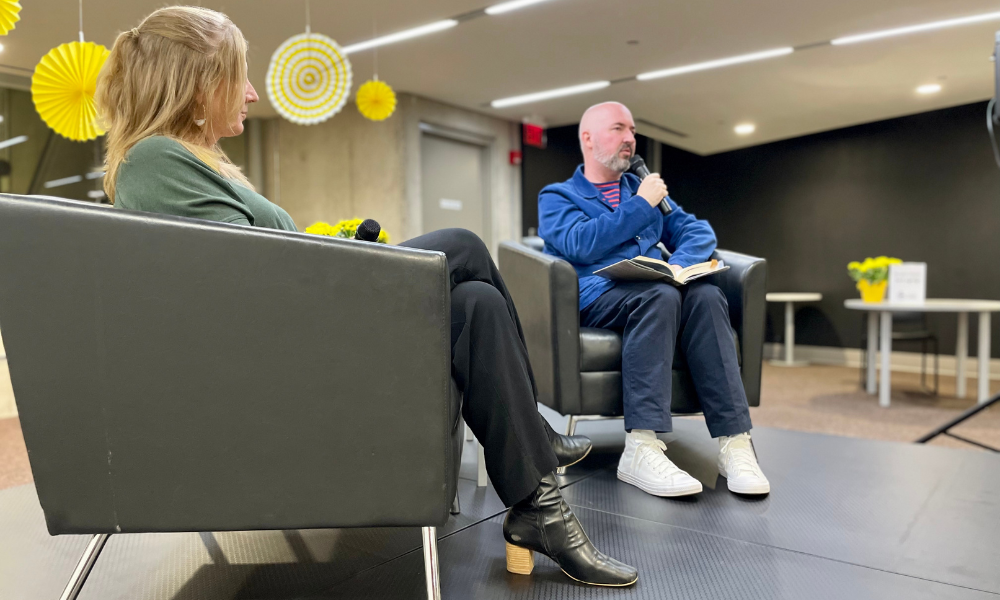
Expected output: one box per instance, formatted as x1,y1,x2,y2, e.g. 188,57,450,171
636,174,668,210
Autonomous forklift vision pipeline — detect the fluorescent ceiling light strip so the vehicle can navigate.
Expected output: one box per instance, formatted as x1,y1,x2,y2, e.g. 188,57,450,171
85,171,105,180
343,20,458,54
486,0,553,16
636,47,794,81
0,135,27,150
44,175,83,189
832,11,1000,45
491,80,610,108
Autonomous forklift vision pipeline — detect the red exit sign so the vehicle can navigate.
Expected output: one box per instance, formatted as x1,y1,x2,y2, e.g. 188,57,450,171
522,123,547,149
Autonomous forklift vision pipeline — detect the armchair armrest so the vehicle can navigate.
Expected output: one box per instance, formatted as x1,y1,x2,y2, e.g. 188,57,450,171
712,249,767,407
498,241,582,415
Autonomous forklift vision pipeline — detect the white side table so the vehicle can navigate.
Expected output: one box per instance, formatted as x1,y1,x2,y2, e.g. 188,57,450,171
766,293,823,367
845,299,1000,407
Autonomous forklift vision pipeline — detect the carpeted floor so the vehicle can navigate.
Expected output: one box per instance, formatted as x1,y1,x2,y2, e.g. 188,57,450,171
0,361,997,491
753,363,1000,451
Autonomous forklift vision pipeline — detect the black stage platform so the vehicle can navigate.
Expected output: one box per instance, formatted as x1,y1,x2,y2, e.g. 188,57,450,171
2,412,999,599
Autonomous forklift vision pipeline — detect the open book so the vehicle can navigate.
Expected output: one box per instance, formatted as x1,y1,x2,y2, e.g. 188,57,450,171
594,256,728,286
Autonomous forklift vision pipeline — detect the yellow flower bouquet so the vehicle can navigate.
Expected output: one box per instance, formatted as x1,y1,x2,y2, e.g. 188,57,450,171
306,219,390,244
847,256,901,302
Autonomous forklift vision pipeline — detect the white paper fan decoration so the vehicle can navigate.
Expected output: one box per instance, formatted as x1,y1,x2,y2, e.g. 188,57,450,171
266,32,352,125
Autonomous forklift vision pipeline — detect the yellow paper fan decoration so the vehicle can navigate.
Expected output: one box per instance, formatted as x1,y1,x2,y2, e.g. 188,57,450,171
356,79,397,122
0,0,21,35
266,33,352,125
32,41,110,142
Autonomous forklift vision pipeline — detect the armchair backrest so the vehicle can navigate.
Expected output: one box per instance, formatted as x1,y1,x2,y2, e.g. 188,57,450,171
0,194,455,534
498,241,582,414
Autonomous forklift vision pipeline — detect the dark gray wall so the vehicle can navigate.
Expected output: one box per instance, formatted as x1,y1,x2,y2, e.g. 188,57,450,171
521,101,1000,358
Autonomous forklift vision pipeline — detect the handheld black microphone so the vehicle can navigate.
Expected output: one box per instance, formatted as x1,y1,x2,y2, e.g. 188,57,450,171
354,218,382,242
628,155,671,215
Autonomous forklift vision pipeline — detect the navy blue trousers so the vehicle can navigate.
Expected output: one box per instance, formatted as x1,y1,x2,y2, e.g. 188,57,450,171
580,280,752,436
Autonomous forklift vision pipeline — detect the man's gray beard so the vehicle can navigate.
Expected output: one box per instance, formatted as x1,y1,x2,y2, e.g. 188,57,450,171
594,144,631,173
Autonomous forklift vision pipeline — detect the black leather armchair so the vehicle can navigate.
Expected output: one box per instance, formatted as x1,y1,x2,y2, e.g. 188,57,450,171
0,194,460,600
498,239,766,456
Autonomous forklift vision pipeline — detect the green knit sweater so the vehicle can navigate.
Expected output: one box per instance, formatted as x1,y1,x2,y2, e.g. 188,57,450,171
113,136,298,232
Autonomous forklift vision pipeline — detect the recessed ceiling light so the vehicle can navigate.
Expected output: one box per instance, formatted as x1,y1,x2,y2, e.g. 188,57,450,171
485,0,554,15
831,10,1000,45
0,43,5,53
491,81,611,108
342,20,458,54
636,47,794,81
734,123,756,135
917,83,942,94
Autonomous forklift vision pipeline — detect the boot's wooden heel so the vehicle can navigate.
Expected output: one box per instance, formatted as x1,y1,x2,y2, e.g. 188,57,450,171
505,542,535,575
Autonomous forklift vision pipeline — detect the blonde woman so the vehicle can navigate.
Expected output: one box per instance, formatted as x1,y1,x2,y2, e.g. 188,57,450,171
95,6,636,587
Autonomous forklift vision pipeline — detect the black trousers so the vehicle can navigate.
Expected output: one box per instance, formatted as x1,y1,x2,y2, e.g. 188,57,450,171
400,229,558,506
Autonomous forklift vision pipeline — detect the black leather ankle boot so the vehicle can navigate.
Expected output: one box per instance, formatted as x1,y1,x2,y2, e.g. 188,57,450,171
542,419,592,468
552,432,592,468
502,473,638,586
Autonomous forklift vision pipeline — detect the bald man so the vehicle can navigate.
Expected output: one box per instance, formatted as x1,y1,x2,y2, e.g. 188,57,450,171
537,102,769,498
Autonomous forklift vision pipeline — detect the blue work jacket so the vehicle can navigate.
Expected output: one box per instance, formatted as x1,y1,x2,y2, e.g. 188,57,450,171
538,165,717,310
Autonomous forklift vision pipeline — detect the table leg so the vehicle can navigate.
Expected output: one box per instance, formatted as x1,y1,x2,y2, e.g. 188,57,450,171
956,312,968,399
785,301,795,364
978,312,991,403
879,311,892,408
866,312,878,394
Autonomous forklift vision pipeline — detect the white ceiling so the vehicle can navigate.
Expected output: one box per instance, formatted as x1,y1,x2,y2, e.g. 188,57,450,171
2,0,997,154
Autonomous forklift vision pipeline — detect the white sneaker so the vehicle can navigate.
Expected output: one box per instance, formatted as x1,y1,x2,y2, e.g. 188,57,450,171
617,431,703,497
718,432,770,495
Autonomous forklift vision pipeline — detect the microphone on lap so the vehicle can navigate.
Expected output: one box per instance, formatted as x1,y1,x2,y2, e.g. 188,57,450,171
354,218,382,242
628,155,672,215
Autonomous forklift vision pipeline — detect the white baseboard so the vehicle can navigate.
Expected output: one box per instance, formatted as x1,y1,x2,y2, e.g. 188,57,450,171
765,343,1000,380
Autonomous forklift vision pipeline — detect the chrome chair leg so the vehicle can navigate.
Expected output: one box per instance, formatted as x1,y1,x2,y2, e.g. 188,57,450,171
476,441,487,487
421,526,442,600
59,533,110,600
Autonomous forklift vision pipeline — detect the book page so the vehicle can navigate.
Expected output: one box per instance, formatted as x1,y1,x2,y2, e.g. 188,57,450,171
676,259,724,283
632,255,672,269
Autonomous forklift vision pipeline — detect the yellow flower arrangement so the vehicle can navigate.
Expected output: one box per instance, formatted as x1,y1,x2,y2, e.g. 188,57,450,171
847,256,901,284
356,79,397,121
306,219,389,244
848,256,901,303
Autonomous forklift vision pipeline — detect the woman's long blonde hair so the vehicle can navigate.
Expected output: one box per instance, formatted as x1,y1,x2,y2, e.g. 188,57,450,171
96,6,253,203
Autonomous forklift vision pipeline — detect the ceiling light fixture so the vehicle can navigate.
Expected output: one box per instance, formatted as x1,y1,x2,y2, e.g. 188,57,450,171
485,0,554,16
491,80,610,108
342,19,458,54
0,43,4,53
0,135,27,150
831,11,1000,45
636,47,794,81
734,123,756,135
44,175,83,189
916,83,942,94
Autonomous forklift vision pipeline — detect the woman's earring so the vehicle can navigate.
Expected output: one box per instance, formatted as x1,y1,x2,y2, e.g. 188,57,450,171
195,105,206,127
